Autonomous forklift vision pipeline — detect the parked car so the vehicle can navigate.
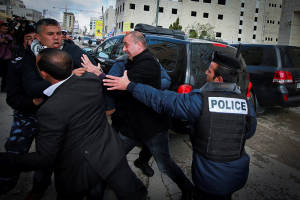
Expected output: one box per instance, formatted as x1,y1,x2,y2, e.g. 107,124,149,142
81,36,91,45
231,44,300,111
91,24,249,133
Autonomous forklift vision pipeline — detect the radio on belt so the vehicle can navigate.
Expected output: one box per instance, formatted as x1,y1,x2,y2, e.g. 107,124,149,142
208,97,248,114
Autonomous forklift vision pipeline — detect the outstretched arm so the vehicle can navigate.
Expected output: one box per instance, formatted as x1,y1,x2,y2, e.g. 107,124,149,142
103,71,202,121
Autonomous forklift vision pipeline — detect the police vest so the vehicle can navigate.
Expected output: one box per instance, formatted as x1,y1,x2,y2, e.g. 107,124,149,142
193,91,249,162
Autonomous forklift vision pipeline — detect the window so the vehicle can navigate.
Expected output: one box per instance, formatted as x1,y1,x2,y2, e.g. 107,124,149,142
96,38,119,59
241,46,277,66
123,3,125,11
218,0,226,5
256,8,259,13
239,29,242,34
253,35,256,39
216,32,222,37
240,20,243,25
241,3,245,7
254,17,257,22
238,38,241,42
159,7,164,13
240,11,244,16
130,4,135,9
278,21,280,24
265,37,267,41
218,14,223,20
267,20,269,23
203,0,211,3
254,26,257,31
144,5,150,11
191,11,197,17
148,39,182,71
121,21,124,31
172,8,177,14
190,43,214,87
130,23,134,29
203,12,209,18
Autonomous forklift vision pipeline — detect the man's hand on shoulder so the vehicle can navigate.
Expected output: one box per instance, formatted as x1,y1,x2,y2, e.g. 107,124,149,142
103,70,130,91
72,67,87,77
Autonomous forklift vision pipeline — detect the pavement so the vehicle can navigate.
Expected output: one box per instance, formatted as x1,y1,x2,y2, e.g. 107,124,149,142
0,90,300,200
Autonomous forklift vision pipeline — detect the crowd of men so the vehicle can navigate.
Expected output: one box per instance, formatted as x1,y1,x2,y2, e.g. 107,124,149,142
0,16,257,200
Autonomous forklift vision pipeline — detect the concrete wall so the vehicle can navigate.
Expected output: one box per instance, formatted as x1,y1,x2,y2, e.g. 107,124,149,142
278,0,300,46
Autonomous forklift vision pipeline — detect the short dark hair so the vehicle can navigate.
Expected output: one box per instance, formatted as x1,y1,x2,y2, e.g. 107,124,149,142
36,18,60,34
37,48,73,80
212,51,241,83
126,31,147,47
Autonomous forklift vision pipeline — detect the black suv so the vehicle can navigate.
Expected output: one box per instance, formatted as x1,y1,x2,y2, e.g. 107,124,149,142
232,44,300,111
93,24,249,133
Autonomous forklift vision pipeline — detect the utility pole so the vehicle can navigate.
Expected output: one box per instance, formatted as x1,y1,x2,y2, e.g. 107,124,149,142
155,0,160,27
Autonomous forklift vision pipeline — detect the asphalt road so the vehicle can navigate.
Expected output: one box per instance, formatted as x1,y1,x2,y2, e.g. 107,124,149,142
0,90,299,200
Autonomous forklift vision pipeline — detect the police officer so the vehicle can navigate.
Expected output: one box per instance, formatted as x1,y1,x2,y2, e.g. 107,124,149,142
103,51,257,200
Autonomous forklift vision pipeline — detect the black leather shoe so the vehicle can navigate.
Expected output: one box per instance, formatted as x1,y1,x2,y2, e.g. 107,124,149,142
134,159,154,177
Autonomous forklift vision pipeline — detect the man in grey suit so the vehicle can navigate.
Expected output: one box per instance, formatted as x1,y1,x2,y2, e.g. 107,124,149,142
0,48,147,200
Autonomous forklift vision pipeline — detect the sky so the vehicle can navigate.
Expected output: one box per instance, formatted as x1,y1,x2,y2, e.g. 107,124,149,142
23,0,116,29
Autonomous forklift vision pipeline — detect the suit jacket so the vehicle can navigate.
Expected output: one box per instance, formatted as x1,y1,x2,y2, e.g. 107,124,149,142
5,73,125,195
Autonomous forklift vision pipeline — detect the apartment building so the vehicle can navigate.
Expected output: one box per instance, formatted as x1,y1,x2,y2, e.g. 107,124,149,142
104,5,116,35
278,0,300,46
114,0,282,44
62,12,75,33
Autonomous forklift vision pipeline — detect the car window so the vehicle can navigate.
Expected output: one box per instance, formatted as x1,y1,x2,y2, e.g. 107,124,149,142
113,41,125,59
279,46,300,68
241,46,277,66
190,43,213,87
96,38,119,59
147,39,180,72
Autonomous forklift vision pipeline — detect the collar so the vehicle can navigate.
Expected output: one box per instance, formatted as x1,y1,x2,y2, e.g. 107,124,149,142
199,82,241,94
131,49,149,62
43,74,73,97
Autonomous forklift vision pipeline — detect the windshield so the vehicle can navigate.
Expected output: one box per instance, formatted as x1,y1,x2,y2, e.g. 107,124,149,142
279,46,300,68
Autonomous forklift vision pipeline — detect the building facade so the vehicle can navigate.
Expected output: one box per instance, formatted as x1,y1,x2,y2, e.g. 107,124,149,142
278,0,300,46
114,0,282,44
0,0,42,22
104,5,116,35
89,16,103,36
62,12,75,33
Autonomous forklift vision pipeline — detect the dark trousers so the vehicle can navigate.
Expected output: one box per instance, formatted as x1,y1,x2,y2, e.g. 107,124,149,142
56,158,147,200
195,189,232,200
5,111,52,194
119,132,194,193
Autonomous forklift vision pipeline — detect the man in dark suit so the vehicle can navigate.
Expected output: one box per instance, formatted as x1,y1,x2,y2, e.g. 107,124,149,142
0,48,147,200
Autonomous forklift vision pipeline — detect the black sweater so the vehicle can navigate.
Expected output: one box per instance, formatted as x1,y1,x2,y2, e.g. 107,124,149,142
112,49,169,140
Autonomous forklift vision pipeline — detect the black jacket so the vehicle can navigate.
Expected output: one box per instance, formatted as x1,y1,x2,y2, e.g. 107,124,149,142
20,42,96,98
112,49,169,140
6,45,40,113
1,73,125,195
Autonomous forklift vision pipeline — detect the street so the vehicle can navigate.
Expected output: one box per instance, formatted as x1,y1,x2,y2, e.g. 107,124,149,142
0,90,299,200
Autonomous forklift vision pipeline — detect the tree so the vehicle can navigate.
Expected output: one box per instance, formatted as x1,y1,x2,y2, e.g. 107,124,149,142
169,17,182,31
185,23,216,40
189,29,198,38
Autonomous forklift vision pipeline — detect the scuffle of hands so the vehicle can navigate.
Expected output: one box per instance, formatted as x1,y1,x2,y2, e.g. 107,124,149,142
103,70,130,91
73,54,103,77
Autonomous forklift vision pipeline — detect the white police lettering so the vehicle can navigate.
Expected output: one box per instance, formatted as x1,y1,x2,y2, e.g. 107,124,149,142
208,97,248,114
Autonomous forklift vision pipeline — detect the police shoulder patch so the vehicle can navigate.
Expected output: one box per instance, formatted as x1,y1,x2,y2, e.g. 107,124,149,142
208,97,248,114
